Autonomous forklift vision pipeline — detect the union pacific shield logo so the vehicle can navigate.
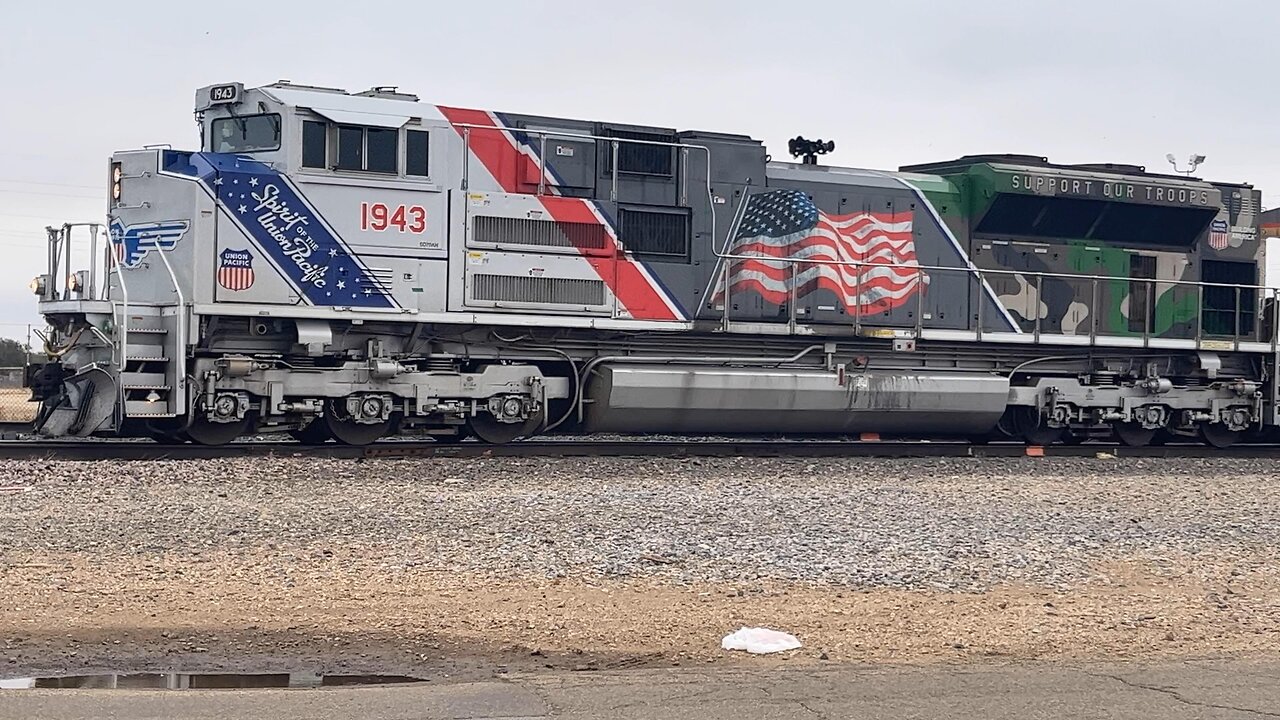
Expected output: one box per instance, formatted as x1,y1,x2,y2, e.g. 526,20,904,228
1209,219,1230,250
217,248,255,291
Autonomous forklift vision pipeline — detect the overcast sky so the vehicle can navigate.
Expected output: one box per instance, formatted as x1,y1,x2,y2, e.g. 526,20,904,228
1,0,1277,343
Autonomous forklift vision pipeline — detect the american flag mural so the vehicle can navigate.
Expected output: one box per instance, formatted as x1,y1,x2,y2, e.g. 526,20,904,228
217,248,255,291
713,189,926,313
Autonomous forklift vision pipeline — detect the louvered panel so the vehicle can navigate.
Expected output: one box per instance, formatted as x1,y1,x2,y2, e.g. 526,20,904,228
470,273,606,307
358,267,395,293
471,216,609,255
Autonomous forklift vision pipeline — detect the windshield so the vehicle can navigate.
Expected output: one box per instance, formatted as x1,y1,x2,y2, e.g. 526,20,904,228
210,113,281,153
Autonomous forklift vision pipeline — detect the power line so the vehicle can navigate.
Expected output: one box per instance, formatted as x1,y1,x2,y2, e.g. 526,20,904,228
0,178,101,191
0,212,104,221
0,188,103,200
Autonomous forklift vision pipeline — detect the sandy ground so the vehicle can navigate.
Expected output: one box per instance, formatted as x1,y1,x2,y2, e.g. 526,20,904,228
2,550,1278,679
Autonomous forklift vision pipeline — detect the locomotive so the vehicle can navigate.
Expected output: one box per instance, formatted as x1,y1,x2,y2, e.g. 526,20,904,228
24,80,1274,446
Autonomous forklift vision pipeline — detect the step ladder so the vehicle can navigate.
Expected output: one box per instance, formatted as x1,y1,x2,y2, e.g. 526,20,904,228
117,308,182,419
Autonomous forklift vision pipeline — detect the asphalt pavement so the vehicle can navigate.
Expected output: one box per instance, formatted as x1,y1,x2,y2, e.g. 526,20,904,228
4,658,1279,719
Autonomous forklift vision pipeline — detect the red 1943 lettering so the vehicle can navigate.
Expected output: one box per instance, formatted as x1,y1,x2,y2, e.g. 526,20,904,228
360,202,427,234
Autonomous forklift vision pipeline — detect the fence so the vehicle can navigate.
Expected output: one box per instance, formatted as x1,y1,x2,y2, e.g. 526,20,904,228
0,367,35,424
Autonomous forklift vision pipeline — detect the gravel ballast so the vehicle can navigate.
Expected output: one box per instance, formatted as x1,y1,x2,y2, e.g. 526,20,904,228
3,456,1278,591
4,455,1280,696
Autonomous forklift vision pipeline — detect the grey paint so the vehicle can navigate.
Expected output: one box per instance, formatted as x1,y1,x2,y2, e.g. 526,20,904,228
583,365,1009,434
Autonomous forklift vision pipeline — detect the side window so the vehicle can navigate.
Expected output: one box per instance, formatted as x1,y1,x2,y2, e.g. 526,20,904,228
302,121,327,168
366,128,398,173
306,121,423,176
335,125,398,174
406,130,429,177
337,125,364,171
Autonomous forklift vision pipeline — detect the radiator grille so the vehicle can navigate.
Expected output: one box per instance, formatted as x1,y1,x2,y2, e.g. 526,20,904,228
471,274,607,307
472,215,608,251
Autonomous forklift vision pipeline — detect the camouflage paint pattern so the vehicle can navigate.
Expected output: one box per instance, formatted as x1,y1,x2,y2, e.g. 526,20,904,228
900,157,1264,340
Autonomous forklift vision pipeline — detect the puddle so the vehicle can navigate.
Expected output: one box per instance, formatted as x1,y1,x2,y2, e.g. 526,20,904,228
0,672,424,690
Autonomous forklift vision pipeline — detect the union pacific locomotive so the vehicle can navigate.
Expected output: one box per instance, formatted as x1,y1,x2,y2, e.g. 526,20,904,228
25,81,1273,446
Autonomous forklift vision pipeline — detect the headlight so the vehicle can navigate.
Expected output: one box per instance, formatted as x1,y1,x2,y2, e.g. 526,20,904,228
67,271,85,293
29,275,47,296
111,162,123,202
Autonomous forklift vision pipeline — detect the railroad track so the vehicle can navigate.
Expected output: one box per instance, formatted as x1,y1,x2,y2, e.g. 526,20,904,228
0,438,1278,461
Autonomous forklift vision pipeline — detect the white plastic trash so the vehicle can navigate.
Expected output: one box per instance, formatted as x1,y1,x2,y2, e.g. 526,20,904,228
721,627,802,654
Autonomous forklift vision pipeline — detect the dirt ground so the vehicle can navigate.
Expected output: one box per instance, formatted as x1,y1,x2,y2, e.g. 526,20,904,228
3,550,1278,679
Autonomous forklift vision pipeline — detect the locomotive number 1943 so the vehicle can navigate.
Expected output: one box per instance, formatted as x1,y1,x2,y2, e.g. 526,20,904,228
360,202,427,233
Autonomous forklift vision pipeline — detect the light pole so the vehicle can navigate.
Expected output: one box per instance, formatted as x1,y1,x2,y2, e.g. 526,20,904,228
1166,153,1206,176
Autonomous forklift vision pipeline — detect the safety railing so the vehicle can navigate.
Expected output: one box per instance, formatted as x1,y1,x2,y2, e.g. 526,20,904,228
709,254,1280,351
450,122,716,213
41,223,109,303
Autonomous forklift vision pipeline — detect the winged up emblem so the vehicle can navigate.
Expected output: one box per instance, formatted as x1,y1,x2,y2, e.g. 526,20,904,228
109,219,190,268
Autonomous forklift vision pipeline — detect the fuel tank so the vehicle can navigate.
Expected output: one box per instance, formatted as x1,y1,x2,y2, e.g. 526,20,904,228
582,365,1009,435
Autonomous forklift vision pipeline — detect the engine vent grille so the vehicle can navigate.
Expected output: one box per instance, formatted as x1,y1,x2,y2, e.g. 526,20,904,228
604,129,676,176
471,274,607,307
619,208,689,258
472,216,609,251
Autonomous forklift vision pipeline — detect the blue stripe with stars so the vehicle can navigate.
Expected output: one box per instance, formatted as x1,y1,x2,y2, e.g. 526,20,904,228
170,152,395,308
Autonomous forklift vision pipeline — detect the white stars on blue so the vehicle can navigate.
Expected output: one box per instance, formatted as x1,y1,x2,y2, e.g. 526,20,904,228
736,189,820,240
191,152,395,308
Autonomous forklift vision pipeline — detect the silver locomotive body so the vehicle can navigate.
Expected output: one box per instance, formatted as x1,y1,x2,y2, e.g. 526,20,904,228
26,81,1277,446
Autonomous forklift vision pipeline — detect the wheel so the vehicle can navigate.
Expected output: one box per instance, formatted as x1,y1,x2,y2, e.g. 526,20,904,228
1009,407,1064,446
1112,422,1158,447
289,418,332,445
185,416,251,446
321,399,392,446
1198,423,1243,449
469,408,545,445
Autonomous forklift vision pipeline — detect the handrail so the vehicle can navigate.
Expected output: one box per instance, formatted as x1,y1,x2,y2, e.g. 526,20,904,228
449,121,717,246
712,240,1279,346
109,228,131,420
153,247,187,410
712,245,1278,294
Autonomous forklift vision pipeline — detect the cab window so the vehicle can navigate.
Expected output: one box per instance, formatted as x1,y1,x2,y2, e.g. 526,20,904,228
210,114,281,153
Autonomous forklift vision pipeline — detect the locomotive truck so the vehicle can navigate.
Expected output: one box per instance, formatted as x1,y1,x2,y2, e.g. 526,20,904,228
24,80,1274,446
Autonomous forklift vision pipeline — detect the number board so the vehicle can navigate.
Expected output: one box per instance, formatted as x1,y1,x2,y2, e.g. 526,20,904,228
208,84,242,105
360,202,427,234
